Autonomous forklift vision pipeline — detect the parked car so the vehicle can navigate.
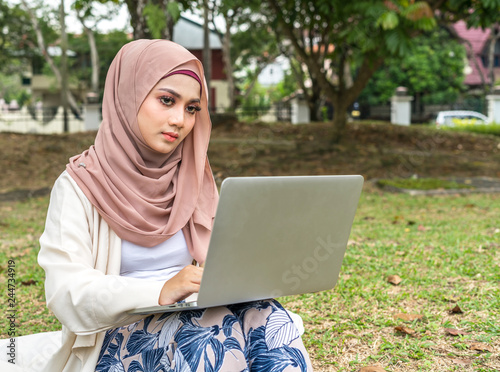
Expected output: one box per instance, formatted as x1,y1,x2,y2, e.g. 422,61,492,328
435,110,489,127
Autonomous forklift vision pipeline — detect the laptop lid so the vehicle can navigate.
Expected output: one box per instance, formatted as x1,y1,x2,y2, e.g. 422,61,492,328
195,175,363,308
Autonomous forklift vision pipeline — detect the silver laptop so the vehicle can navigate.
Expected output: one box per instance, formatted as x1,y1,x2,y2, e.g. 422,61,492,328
129,175,363,315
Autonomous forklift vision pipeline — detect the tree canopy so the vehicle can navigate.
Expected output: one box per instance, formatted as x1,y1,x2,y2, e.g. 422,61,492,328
2,0,500,142
360,27,467,107
253,0,500,141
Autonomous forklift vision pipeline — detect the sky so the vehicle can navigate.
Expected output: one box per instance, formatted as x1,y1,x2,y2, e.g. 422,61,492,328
42,0,209,35
19,0,223,36
41,0,131,34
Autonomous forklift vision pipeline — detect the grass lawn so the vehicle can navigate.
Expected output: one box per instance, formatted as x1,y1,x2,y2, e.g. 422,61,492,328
1,185,498,371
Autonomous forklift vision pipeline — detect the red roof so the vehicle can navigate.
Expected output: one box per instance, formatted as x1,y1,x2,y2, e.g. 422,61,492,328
453,21,491,86
453,21,491,53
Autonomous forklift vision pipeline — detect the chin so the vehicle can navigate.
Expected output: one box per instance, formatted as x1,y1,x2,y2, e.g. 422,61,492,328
157,144,179,154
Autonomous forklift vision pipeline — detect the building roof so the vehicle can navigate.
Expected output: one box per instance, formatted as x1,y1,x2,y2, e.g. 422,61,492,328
453,21,491,54
453,20,492,86
173,16,222,50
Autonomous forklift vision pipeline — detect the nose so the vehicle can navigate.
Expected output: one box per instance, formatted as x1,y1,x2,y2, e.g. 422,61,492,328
168,106,184,127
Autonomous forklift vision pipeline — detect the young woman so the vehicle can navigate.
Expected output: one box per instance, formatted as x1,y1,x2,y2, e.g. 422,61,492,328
38,39,313,371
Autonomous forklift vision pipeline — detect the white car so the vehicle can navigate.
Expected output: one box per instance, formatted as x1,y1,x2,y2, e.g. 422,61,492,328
435,110,489,127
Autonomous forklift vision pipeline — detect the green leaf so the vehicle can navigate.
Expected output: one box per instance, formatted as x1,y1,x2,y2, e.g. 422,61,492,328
377,11,399,30
416,17,436,31
385,30,401,54
143,3,167,39
166,1,181,22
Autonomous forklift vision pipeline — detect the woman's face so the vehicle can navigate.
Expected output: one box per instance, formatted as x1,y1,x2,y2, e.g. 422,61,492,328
137,74,201,154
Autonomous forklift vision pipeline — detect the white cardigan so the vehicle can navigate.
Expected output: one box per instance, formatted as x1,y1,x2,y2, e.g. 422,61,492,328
37,171,165,372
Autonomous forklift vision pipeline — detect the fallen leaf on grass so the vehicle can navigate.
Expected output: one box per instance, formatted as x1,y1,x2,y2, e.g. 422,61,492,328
359,366,387,372
11,247,33,258
393,313,423,322
387,275,402,285
21,279,36,286
445,328,469,336
451,358,472,365
469,342,493,352
392,215,404,224
417,224,426,231
395,325,415,335
449,304,463,314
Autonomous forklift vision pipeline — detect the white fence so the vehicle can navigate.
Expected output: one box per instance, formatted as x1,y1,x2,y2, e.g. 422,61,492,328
0,106,86,134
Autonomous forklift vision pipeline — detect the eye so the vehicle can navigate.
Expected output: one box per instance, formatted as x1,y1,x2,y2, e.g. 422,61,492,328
159,96,174,106
186,105,201,115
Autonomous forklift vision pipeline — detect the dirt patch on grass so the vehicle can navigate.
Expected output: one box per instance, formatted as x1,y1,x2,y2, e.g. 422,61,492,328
1,121,499,194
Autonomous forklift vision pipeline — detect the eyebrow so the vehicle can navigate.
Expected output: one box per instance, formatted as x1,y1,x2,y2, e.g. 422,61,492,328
158,88,201,104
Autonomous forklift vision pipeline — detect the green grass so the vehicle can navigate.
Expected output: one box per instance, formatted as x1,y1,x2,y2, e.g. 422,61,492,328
441,123,500,137
1,189,499,371
376,178,474,191
280,188,500,371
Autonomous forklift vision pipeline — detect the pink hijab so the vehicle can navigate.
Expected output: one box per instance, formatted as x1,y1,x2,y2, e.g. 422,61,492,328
66,39,218,263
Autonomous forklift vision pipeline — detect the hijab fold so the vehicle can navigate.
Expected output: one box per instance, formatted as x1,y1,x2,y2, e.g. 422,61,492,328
66,39,218,263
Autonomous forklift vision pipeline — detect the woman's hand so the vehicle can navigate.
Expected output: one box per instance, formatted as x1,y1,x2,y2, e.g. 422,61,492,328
158,265,203,305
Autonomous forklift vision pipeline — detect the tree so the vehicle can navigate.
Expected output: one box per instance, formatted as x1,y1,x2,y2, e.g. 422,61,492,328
259,0,500,142
0,1,36,72
60,0,70,131
259,0,437,141
68,30,130,99
360,27,467,117
209,0,241,109
202,0,212,92
124,0,183,39
208,0,281,110
0,1,37,106
20,0,80,114
229,9,282,107
486,24,500,92
72,0,121,93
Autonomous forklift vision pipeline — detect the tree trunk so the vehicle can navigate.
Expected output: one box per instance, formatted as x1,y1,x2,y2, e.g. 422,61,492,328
79,21,99,93
487,24,500,93
60,0,69,132
202,0,212,106
327,55,383,142
161,0,174,41
414,91,422,121
221,21,234,109
212,11,235,110
330,97,349,143
126,0,148,39
21,0,80,115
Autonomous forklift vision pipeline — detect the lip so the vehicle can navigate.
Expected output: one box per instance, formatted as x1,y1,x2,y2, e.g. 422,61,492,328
162,132,179,142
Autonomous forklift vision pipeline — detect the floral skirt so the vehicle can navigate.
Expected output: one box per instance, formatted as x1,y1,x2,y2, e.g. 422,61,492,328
96,299,313,371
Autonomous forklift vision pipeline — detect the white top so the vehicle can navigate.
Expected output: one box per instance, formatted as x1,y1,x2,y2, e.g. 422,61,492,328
120,230,193,281
38,171,166,372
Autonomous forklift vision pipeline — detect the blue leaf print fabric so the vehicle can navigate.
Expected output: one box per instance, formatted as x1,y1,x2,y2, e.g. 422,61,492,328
96,299,312,371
